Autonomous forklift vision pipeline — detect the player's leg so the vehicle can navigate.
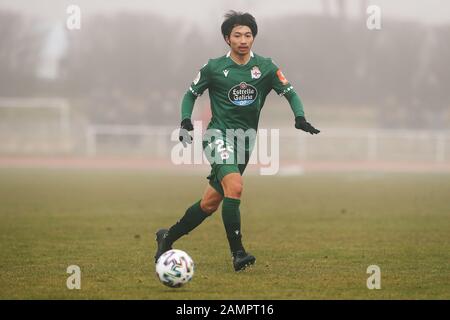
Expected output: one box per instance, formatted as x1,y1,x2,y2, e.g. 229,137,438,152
154,184,223,262
221,172,244,253
200,184,223,214
221,172,243,198
219,170,256,271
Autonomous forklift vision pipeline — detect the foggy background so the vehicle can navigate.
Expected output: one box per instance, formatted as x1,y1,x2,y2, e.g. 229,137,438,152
0,0,449,169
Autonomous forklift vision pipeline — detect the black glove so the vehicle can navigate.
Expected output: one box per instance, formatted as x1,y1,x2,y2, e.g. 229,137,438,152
295,116,320,135
179,118,194,147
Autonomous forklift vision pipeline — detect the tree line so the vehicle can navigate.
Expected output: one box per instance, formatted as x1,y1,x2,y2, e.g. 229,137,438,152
1,10,448,128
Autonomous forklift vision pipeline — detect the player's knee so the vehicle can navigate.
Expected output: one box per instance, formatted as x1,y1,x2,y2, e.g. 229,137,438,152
200,199,220,215
224,181,243,199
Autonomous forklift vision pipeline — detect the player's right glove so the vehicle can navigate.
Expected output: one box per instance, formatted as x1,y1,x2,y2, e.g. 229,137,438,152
295,116,320,135
179,118,194,147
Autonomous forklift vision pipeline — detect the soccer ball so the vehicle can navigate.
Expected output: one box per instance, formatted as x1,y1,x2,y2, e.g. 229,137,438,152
155,249,194,288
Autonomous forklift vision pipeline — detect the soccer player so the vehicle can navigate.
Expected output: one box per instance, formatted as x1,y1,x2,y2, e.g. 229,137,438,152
155,11,320,271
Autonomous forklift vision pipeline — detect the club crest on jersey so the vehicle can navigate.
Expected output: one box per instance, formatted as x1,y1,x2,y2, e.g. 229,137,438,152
228,82,258,107
251,66,261,79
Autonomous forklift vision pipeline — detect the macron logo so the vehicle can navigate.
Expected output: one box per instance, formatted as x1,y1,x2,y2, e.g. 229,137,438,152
223,70,229,77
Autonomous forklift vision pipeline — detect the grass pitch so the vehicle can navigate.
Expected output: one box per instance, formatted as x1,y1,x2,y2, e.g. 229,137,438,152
0,169,449,299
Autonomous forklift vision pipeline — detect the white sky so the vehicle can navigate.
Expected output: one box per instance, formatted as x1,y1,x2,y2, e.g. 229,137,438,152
1,0,450,26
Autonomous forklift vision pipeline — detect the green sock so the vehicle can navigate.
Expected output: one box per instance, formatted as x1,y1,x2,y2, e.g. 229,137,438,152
222,197,244,254
166,200,208,245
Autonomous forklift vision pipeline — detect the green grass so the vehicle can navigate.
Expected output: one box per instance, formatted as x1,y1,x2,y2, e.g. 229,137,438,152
0,169,449,299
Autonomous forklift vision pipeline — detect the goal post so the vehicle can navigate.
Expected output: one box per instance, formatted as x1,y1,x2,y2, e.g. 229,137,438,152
0,97,72,154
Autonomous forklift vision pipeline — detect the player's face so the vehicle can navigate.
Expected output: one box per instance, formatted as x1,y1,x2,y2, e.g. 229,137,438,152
226,25,254,56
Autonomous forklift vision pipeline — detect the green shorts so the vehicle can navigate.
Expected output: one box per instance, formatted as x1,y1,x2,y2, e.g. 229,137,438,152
202,132,251,196
206,162,249,196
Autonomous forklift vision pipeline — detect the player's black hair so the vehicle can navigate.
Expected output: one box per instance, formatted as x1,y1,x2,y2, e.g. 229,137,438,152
221,10,258,43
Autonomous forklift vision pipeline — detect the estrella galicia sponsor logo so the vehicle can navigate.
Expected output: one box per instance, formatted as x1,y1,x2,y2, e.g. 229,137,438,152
228,82,258,106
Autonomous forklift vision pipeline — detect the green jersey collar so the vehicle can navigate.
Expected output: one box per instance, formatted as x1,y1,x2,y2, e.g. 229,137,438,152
226,51,254,66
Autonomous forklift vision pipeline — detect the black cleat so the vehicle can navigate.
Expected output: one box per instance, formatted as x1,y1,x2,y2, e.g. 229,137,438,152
232,250,256,271
154,228,172,263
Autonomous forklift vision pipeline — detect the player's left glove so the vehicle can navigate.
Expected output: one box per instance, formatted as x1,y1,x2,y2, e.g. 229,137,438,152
179,118,194,147
295,116,320,135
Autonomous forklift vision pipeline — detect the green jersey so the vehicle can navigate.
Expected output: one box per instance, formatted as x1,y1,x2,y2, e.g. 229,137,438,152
181,51,304,132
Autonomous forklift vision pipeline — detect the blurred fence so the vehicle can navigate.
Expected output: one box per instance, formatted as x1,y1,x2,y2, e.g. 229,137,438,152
0,98,449,164
84,124,449,163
